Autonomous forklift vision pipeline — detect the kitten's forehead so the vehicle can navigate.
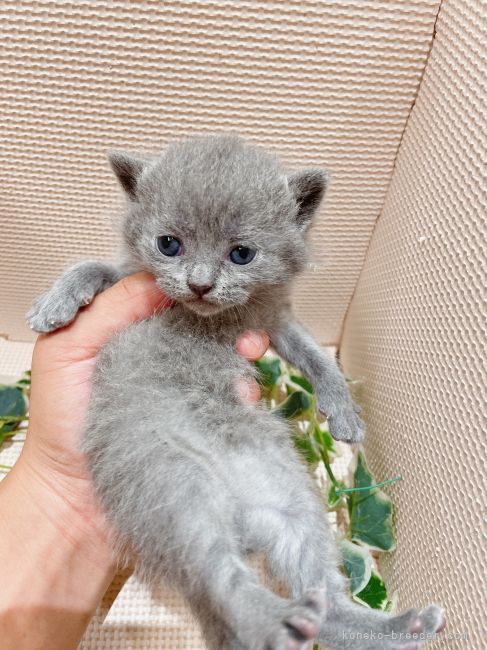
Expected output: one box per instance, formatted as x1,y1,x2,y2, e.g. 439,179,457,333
143,135,293,235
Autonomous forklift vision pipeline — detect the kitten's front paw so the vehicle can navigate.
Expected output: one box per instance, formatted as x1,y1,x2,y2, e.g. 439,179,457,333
316,382,365,443
327,400,365,443
26,288,93,333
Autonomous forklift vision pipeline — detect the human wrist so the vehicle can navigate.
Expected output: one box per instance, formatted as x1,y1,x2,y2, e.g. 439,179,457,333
0,454,116,649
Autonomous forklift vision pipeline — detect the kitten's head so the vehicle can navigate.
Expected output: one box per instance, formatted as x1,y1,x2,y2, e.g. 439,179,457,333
109,135,327,316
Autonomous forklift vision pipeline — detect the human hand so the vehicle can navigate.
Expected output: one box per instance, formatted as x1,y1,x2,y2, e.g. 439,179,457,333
0,272,269,649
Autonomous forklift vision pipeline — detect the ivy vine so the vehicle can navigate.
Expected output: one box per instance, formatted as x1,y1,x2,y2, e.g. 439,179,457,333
254,356,401,613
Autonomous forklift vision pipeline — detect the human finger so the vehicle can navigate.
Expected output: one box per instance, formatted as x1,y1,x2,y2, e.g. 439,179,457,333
235,330,270,361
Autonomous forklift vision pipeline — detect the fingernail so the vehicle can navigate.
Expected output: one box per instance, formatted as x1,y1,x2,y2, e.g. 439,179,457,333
246,330,265,352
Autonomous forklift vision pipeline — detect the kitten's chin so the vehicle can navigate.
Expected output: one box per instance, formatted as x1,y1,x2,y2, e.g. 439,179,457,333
182,299,227,317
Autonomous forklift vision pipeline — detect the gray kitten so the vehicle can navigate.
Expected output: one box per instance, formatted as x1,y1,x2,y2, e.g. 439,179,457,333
27,135,444,649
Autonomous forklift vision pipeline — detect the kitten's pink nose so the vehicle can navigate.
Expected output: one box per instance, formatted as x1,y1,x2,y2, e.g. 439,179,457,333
188,282,213,297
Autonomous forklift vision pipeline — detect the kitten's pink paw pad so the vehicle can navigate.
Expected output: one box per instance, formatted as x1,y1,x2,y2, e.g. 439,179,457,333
285,614,320,641
279,589,326,649
388,604,444,648
409,619,423,634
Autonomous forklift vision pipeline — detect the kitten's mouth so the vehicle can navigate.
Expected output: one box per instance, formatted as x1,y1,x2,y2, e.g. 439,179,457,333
184,297,223,316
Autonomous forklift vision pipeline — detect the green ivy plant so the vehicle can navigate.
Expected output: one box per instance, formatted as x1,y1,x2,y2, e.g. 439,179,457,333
0,362,400,614
0,371,30,471
255,356,401,612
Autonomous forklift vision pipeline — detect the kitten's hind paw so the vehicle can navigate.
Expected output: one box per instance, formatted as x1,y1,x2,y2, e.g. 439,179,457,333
319,599,445,649
269,590,326,650
389,604,445,649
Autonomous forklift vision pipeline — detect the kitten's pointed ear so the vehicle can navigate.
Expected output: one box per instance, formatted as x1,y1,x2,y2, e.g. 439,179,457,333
287,169,329,231
108,151,148,199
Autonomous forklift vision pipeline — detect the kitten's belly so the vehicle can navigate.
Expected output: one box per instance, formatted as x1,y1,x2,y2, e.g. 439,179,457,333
83,313,308,558
88,313,259,440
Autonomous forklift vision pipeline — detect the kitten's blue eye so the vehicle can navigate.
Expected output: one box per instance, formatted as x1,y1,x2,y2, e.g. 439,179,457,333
229,246,256,265
156,236,182,257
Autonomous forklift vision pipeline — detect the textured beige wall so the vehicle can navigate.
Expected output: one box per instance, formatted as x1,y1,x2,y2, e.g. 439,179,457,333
0,0,440,344
340,0,486,647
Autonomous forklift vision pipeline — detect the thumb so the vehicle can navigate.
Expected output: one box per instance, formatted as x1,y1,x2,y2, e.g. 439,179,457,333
39,272,172,360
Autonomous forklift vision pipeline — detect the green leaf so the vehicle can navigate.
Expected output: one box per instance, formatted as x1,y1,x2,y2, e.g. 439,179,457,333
313,425,335,453
0,386,27,440
288,374,314,394
294,434,321,464
254,358,282,387
328,481,346,507
340,539,373,595
385,599,394,613
354,572,388,610
349,453,396,551
274,390,312,419
15,370,31,391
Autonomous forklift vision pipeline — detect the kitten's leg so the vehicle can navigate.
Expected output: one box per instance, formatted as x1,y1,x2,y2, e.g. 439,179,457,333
26,260,125,332
245,497,341,599
173,505,326,650
317,597,445,650
270,320,364,443
87,422,326,650
189,592,326,650
187,594,246,650
255,504,444,649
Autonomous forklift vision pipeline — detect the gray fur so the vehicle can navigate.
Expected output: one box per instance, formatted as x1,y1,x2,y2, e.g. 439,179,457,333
27,261,124,332
27,134,443,649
